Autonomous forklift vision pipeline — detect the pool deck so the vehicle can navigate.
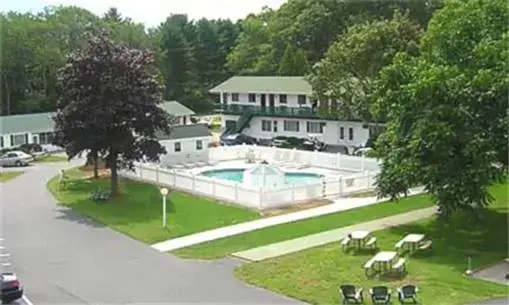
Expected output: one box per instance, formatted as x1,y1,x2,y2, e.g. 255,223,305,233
187,159,356,179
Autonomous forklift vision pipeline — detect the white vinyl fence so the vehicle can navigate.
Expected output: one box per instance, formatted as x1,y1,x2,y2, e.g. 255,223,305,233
208,145,380,172
120,163,378,210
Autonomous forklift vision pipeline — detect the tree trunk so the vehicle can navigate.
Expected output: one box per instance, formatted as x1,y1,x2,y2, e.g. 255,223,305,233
93,152,99,179
109,155,119,197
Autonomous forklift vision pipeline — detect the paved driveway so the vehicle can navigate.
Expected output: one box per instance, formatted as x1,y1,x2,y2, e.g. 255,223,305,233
1,161,304,304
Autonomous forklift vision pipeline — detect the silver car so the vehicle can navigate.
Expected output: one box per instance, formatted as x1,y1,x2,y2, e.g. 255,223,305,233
0,150,34,167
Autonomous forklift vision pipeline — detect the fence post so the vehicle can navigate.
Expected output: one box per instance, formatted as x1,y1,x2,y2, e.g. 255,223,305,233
259,187,263,210
322,178,327,198
365,170,370,189
192,174,196,191
139,163,143,179
172,169,176,186
156,165,160,183
292,183,295,201
212,178,216,196
361,154,365,172
338,176,343,197
336,153,341,170
234,183,239,202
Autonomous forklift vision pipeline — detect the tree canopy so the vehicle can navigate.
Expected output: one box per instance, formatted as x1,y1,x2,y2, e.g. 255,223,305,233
373,0,508,217
53,30,172,195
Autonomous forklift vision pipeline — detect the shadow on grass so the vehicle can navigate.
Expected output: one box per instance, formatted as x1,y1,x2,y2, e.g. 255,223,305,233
386,207,508,272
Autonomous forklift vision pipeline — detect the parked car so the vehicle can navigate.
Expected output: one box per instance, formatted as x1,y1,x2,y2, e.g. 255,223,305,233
0,151,34,167
220,133,258,146
271,136,327,151
1,273,23,304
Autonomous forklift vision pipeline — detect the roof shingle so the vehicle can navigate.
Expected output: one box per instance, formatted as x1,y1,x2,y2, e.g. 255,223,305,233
209,76,312,95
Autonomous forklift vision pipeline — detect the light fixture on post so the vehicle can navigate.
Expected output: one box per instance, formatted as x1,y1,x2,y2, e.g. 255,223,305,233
160,187,169,228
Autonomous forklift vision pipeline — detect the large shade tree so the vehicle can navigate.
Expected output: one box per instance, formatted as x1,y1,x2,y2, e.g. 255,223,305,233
308,11,422,122
53,29,172,196
373,0,508,217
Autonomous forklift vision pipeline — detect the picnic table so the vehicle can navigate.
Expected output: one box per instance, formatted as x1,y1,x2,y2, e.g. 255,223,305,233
372,251,397,272
396,234,425,252
350,230,371,248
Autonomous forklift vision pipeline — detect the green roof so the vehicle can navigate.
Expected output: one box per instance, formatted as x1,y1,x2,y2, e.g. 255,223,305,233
209,76,312,95
158,101,195,116
156,124,210,140
0,112,55,135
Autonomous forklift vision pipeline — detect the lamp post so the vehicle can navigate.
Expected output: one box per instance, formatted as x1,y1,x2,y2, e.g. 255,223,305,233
160,187,169,227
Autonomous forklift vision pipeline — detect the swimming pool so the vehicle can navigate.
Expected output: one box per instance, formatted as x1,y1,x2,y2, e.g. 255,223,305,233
200,168,323,185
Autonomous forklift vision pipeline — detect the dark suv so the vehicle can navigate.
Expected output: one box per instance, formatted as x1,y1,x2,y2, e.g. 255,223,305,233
220,133,258,146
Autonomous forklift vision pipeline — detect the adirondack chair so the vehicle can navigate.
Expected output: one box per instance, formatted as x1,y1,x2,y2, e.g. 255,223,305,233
398,285,418,303
370,286,391,304
340,285,364,304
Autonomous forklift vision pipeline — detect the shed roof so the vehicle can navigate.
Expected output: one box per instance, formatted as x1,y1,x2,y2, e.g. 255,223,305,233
209,76,312,95
0,112,55,135
158,101,195,116
156,124,210,140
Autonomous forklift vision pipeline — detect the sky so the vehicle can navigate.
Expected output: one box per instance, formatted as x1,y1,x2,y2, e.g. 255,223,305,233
1,0,287,27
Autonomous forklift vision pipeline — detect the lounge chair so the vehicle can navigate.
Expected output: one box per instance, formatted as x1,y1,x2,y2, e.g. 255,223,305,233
370,286,391,304
397,285,418,303
339,285,363,304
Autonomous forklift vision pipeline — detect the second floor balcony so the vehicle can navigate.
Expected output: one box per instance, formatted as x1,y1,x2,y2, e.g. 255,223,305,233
214,104,322,120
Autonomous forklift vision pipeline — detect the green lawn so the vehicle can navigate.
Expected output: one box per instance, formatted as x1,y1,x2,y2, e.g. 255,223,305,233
235,183,508,305
35,154,68,163
0,171,24,183
47,168,261,244
174,193,436,259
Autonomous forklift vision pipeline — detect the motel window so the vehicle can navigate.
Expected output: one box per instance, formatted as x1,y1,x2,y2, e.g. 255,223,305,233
10,134,28,146
279,94,287,104
349,128,354,140
283,120,300,132
248,93,256,103
261,120,272,132
307,122,325,134
340,127,344,139
231,93,239,102
0,137,3,148
37,132,54,145
297,95,306,105
196,140,203,150
174,142,181,152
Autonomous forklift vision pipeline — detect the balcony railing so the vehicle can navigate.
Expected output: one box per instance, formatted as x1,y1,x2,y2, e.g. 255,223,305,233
214,104,323,119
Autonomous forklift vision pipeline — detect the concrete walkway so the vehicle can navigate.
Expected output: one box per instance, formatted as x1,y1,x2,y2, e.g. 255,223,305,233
151,187,425,252
232,207,435,261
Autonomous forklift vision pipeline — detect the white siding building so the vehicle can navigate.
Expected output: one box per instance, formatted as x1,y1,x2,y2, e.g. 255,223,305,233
155,101,212,166
210,76,371,153
0,112,60,151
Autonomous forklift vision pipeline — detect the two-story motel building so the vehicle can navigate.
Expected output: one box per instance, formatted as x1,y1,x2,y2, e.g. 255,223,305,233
210,76,371,153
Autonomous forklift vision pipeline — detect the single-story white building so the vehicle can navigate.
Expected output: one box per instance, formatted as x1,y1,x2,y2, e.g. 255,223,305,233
0,101,210,159
0,112,60,151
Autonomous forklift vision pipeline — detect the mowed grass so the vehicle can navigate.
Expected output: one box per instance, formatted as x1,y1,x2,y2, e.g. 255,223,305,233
35,154,68,163
47,168,261,244
174,193,435,259
0,171,24,183
235,183,508,305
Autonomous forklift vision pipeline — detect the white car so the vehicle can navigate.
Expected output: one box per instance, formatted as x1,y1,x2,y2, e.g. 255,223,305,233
0,151,34,167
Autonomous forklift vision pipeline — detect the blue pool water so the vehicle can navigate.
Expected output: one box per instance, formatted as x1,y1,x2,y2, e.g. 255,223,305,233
201,169,323,185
